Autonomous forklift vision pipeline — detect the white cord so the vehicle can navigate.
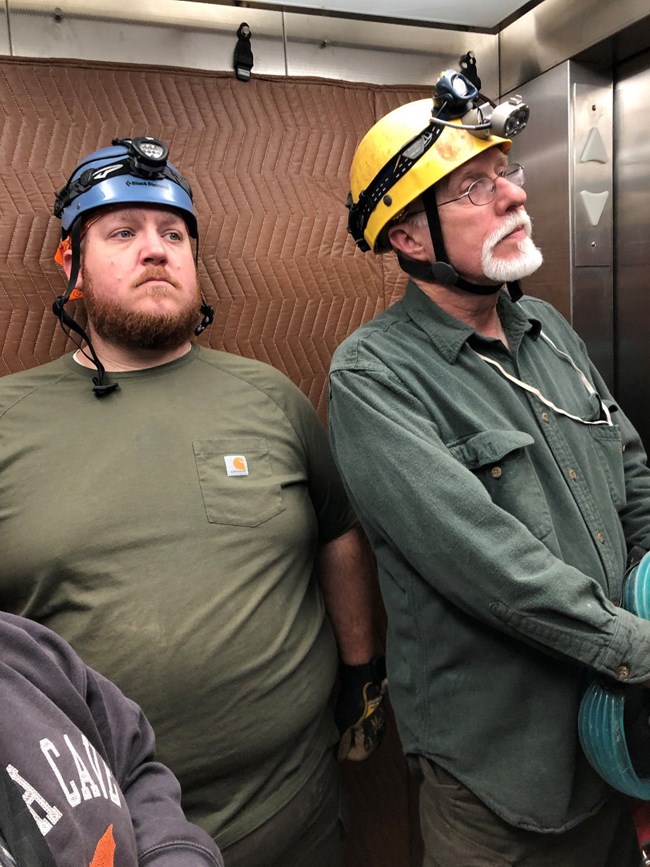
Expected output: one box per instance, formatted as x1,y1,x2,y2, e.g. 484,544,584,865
473,331,613,427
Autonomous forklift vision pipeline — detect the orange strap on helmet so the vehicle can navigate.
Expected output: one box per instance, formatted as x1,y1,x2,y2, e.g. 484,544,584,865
53,214,102,296
53,238,84,299
53,236,70,267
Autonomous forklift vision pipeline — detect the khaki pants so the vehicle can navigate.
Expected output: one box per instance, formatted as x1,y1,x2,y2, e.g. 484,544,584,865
413,757,641,867
221,748,345,867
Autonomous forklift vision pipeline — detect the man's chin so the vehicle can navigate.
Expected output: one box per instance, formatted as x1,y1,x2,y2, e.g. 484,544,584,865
482,245,544,284
89,306,201,351
133,297,183,315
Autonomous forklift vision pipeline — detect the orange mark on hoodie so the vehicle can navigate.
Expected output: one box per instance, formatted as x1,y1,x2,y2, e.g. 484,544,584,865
89,824,116,867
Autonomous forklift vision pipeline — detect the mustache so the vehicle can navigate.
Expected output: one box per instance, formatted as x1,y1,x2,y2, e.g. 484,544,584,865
130,266,182,291
485,211,533,250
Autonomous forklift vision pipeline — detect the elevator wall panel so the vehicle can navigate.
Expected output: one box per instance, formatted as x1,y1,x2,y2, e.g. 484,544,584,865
506,61,613,387
615,52,650,447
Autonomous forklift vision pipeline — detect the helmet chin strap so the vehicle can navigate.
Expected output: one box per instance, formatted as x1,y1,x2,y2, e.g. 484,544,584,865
397,186,522,302
51,220,119,397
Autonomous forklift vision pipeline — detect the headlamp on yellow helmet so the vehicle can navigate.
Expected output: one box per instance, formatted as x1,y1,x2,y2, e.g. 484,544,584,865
346,67,529,254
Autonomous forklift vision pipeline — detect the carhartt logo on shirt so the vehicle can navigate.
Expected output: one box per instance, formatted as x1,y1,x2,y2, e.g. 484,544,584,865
224,455,249,477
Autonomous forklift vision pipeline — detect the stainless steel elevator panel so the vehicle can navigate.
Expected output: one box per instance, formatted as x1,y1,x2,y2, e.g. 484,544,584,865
506,61,613,386
500,0,650,94
505,63,572,321
615,52,650,447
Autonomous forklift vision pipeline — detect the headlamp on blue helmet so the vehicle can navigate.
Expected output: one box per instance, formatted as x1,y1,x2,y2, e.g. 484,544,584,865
53,136,198,240
125,136,168,174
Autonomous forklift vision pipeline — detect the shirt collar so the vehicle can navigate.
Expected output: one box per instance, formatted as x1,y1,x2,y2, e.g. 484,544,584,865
402,280,542,363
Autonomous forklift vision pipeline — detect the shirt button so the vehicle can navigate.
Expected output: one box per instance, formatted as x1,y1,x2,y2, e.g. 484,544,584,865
596,531,606,544
622,443,626,453
617,664,630,680
541,412,550,423
491,467,502,479
568,469,578,480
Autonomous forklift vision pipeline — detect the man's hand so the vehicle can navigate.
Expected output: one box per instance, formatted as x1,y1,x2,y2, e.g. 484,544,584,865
335,655,387,761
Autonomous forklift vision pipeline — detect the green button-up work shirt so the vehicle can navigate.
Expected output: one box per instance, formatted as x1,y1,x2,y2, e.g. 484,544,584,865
328,281,650,832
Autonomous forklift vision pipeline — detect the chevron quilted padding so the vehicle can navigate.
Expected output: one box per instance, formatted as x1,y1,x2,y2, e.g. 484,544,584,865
0,57,428,419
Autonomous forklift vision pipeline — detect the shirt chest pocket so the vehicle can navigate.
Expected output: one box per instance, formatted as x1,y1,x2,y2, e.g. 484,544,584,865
587,423,626,509
193,438,286,527
448,429,553,541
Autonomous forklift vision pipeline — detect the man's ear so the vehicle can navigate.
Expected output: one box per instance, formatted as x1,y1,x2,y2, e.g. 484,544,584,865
61,247,83,289
386,222,430,263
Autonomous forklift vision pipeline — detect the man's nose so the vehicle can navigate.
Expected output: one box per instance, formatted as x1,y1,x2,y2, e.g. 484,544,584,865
140,229,167,263
495,174,527,212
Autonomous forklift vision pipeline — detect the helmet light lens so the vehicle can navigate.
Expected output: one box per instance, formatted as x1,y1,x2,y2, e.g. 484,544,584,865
433,70,479,119
489,97,530,138
138,141,165,160
128,136,169,173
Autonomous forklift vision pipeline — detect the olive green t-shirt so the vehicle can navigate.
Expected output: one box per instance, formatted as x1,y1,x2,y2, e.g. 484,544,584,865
0,344,356,847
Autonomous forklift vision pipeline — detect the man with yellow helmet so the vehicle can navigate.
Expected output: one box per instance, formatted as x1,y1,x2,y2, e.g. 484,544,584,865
328,69,650,865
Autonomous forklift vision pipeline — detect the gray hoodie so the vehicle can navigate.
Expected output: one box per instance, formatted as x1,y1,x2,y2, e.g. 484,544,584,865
0,612,223,866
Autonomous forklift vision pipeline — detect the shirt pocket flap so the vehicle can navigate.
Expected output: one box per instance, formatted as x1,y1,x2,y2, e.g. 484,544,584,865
449,430,536,470
193,438,286,527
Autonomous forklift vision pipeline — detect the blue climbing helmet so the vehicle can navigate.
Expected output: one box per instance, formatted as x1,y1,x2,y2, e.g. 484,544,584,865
578,551,650,798
54,136,198,241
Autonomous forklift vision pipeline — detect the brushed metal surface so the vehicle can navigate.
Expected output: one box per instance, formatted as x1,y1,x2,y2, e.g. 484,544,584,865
284,15,498,88
614,52,650,446
0,5,9,56
572,264,613,388
8,1,288,73
505,61,613,387
6,0,497,86
504,62,572,320
500,0,650,93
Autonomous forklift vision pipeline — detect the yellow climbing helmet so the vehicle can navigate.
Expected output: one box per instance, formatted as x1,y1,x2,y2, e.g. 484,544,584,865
347,97,512,254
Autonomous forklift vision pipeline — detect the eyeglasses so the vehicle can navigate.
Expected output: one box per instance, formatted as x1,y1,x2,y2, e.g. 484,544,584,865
438,163,525,207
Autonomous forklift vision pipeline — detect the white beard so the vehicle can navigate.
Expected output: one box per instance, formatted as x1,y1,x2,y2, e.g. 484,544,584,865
481,211,543,283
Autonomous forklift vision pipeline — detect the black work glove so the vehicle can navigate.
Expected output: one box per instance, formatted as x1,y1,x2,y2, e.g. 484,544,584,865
335,655,387,761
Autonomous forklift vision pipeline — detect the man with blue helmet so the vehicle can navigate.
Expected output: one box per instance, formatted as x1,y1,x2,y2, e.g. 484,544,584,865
0,135,385,866
50,136,213,393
